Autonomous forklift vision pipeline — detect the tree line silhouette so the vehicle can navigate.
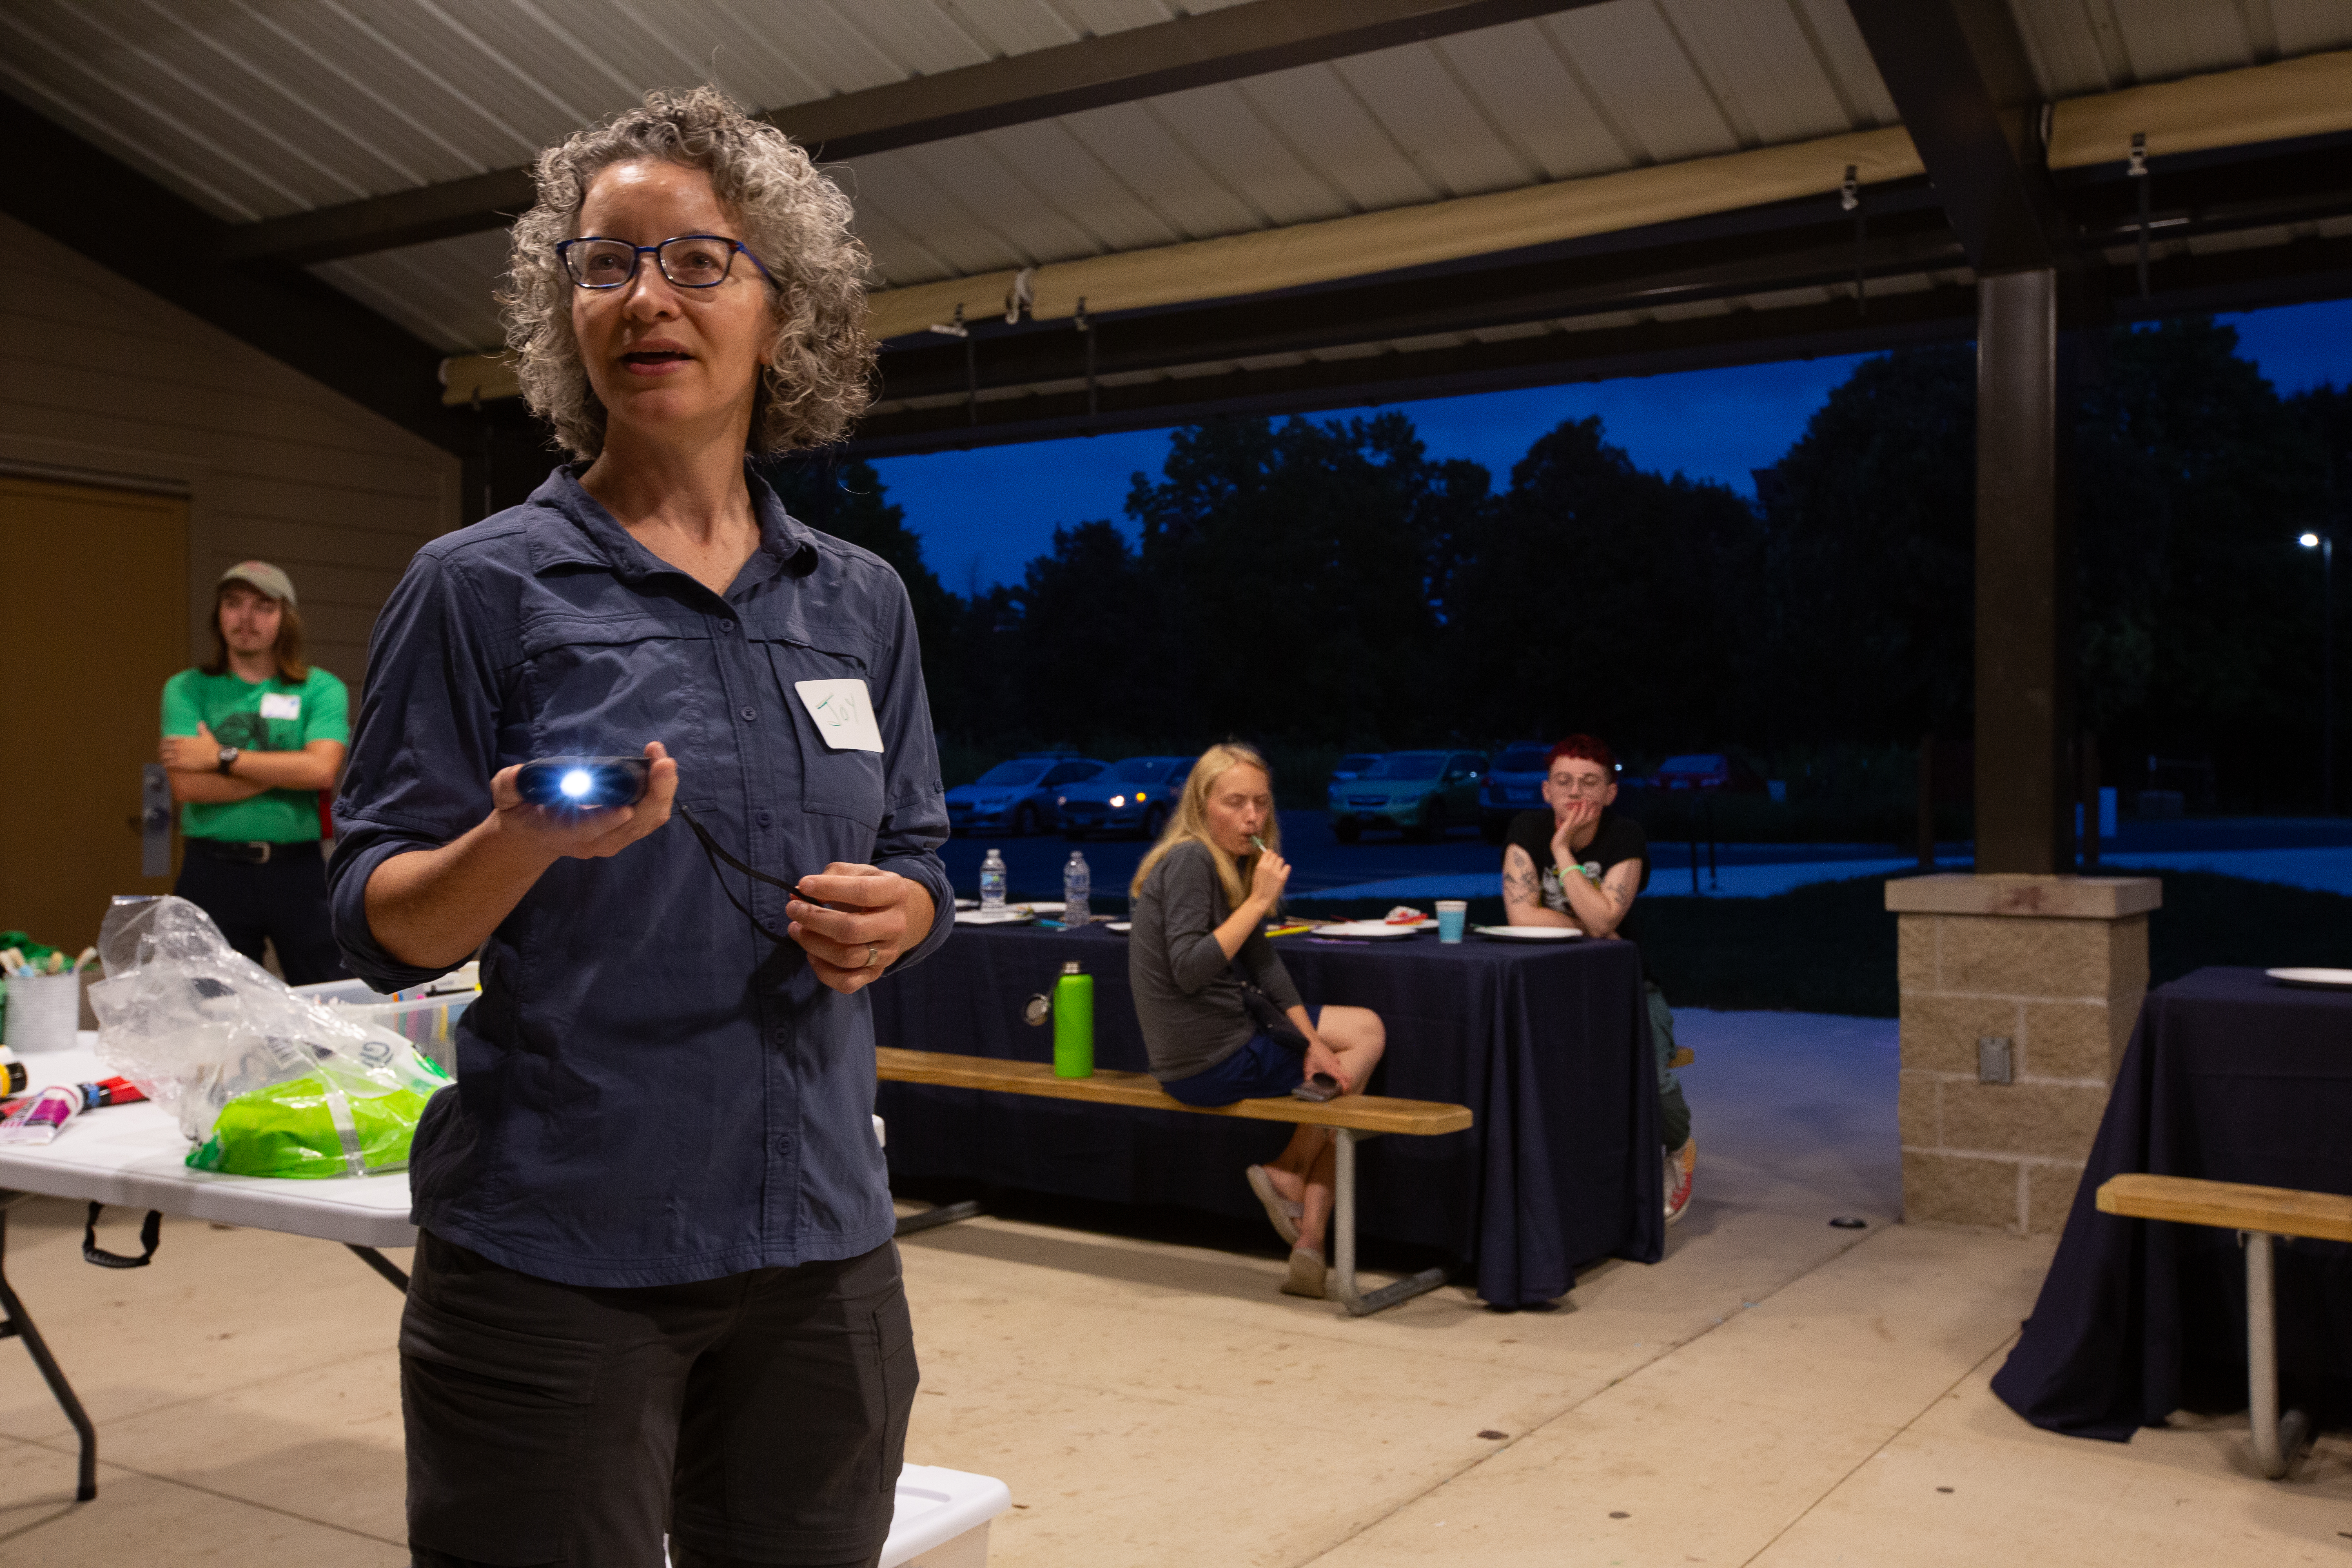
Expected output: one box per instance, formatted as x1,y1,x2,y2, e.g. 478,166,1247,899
766,316,2350,815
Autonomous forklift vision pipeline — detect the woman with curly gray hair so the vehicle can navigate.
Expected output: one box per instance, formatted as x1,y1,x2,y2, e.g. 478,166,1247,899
327,88,949,1568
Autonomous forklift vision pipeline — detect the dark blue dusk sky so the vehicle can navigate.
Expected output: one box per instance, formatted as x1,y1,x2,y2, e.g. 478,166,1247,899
870,298,2352,592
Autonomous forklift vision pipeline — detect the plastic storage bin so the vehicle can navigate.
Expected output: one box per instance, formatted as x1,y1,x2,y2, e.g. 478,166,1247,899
883,1465,1013,1567
293,964,479,1078
664,1465,1009,1568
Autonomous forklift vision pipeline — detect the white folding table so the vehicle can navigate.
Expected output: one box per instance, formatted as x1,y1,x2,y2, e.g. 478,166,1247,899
0,1039,420,1500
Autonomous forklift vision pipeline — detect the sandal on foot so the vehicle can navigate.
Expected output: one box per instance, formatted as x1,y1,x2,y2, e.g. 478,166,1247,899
1246,1165,1303,1247
1282,1245,1327,1299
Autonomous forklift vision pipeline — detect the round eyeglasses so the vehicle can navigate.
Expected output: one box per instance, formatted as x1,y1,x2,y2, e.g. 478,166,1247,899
556,233,776,291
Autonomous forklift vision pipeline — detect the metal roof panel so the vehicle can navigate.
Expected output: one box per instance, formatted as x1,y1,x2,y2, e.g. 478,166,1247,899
1230,62,1451,212
1133,82,1361,227
1545,4,1742,166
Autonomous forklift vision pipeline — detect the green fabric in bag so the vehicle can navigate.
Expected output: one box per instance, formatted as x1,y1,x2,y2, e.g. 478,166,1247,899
188,1071,437,1179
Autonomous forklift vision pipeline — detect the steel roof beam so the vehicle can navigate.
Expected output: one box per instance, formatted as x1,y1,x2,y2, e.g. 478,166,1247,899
872,209,1967,400
842,285,1979,459
212,0,1604,268
842,225,2352,458
1846,0,2070,274
0,95,467,455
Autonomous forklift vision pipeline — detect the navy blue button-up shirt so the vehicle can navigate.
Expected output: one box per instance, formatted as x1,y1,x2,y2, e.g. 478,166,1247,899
328,464,953,1288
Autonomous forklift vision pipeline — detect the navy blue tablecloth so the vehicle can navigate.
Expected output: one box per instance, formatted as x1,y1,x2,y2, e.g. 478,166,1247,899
870,923,1661,1305
1991,967,2352,1439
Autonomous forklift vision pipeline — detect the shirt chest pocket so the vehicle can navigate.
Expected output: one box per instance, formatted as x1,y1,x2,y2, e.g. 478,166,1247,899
762,638,886,833
519,615,710,762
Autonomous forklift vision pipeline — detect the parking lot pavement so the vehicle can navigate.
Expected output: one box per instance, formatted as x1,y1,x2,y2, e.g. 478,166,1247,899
932,811,2352,904
936,810,1501,901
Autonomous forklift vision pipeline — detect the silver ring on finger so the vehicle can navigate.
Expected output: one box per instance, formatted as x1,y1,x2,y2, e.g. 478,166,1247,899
864,942,881,969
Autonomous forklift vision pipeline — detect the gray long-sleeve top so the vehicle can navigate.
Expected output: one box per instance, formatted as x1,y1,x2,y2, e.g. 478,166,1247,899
1129,839,1305,1081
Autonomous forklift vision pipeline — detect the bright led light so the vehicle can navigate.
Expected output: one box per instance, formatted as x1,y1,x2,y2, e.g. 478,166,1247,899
1109,795,1126,808
2301,532,2323,548
1135,791,1147,802
560,769,592,799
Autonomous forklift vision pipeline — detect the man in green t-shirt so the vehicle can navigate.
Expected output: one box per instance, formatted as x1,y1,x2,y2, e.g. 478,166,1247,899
158,561,352,983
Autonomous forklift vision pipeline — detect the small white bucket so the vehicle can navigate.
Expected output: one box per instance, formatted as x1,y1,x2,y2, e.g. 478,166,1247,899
3,971,83,1053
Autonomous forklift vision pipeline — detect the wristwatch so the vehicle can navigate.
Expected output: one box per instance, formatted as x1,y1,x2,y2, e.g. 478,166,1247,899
216,745,241,775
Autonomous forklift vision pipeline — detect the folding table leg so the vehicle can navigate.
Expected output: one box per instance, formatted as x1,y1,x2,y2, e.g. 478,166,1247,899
1330,1130,1447,1317
0,1198,98,1501
347,1245,411,1292
2243,1230,2311,1479
895,1200,984,1237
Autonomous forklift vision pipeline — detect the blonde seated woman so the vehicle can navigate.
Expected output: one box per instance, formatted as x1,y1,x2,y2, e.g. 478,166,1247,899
1128,742,1387,1299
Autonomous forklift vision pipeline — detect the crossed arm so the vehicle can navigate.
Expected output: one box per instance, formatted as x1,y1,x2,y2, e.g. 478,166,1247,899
1501,842,1641,938
160,722,345,803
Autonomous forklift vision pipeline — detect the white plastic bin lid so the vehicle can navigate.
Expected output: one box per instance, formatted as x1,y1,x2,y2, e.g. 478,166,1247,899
882,1466,1013,1568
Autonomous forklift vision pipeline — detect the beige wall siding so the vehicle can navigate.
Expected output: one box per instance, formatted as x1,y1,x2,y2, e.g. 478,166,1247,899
0,210,461,689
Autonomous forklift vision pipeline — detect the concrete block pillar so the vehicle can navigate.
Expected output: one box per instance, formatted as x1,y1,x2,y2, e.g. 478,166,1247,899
1886,873,2161,1234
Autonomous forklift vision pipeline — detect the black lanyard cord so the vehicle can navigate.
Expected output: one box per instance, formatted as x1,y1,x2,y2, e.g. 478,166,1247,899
674,804,802,945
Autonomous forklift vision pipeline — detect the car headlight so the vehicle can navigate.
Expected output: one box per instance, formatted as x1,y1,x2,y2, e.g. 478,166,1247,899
1109,795,1125,808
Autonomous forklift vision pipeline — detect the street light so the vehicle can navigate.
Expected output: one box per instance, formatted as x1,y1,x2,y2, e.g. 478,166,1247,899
2303,530,2335,814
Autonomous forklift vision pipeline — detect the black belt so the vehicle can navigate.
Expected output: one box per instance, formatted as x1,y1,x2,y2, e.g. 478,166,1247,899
187,837,320,865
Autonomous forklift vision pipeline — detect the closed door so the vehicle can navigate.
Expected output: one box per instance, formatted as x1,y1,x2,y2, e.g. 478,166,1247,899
0,476,188,953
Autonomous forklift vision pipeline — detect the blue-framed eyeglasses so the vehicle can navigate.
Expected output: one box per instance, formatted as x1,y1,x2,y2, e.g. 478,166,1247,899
556,233,775,291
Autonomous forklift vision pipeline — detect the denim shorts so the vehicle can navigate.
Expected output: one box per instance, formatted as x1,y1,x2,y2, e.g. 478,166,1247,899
1161,1018,1321,1108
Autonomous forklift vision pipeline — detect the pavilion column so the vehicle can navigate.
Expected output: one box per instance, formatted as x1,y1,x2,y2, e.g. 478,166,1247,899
1886,268,2161,1235
1972,267,2073,872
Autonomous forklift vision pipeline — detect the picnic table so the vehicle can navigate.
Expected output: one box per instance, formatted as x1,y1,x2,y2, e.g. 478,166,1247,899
871,922,1663,1307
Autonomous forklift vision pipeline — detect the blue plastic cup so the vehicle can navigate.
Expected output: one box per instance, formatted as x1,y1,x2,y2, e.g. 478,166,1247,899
1436,900,1468,943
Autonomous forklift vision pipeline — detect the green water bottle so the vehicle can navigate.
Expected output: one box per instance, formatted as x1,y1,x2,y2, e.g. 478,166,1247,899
1053,960,1094,1078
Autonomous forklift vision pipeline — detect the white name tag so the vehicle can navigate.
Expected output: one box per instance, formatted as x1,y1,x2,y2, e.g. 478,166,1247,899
793,679,884,752
259,693,302,720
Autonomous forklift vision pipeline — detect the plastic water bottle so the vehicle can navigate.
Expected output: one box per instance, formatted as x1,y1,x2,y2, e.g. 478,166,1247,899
980,849,1007,911
1053,960,1094,1078
1063,850,1090,926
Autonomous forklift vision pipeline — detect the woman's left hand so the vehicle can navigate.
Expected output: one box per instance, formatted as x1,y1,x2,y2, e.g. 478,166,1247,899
786,864,937,996
1304,1038,1351,1095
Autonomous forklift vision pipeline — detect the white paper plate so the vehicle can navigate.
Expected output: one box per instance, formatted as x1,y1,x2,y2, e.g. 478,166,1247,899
954,898,978,910
1022,901,1067,914
2266,966,2352,989
1105,920,1133,933
1311,920,1421,940
1473,924,1584,940
955,909,1036,925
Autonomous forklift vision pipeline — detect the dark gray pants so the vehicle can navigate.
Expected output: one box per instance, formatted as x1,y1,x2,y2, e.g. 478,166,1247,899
403,1229,915,1568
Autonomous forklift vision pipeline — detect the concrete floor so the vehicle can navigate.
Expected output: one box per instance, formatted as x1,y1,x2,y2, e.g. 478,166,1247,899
2,1010,2345,1565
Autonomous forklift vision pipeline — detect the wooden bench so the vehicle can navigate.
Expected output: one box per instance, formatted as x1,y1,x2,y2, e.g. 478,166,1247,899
2096,1173,2352,1477
875,1047,1472,1316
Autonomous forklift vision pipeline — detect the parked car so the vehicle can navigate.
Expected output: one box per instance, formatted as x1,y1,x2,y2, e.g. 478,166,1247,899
1479,740,1557,843
1328,750,1487,842
1633,753,1771,796
1328,752,1383,786
1056,755,1194,839
946,755,1107,836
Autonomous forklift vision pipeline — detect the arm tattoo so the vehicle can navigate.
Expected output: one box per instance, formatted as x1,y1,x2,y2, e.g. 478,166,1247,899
1602,863,1639,909
1502,845,1541,906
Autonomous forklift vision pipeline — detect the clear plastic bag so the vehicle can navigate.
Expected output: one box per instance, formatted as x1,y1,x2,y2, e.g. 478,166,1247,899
87,895,449,1163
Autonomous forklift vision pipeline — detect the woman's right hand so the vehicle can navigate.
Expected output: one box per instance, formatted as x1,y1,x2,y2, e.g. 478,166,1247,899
1248,846,1292,909
488,740,678,862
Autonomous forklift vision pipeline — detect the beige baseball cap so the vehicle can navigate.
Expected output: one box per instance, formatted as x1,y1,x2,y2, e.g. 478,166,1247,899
219,560,296,606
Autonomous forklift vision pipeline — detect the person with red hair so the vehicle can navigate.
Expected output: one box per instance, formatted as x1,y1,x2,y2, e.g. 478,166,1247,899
1501,734,1695,1224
